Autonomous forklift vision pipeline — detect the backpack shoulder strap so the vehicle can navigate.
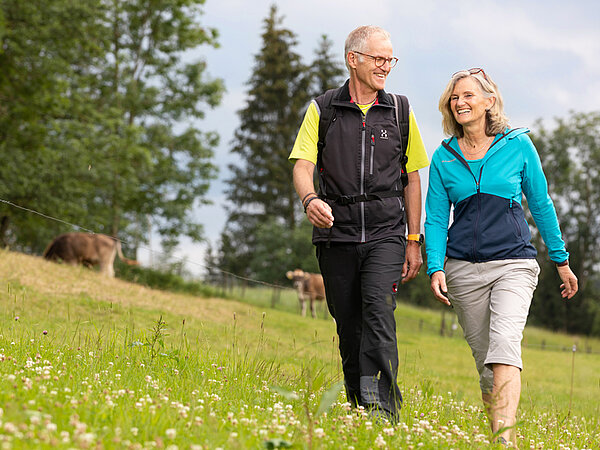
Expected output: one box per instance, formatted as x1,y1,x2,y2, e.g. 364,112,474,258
315,88,337,168
392,94,410,188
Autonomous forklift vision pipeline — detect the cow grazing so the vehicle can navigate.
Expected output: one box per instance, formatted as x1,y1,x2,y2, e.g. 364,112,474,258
43,232,138,278
286,268,326,318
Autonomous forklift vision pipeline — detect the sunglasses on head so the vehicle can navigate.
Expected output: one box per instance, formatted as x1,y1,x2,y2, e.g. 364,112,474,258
452,67,488,81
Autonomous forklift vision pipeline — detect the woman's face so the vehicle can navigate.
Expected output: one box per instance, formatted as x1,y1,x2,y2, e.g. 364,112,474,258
450,76,494,129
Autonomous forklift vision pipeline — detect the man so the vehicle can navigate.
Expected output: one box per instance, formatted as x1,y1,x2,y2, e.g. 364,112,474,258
289,25,429,421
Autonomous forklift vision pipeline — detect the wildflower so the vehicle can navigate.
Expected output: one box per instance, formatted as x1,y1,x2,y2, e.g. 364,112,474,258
60,431,70,443
314,428,325,438
374,434,386,448
30,414,42,426
43,330,48,335
14,316,19,321
78,433,96,446
131,427,138,436
165,428,176,439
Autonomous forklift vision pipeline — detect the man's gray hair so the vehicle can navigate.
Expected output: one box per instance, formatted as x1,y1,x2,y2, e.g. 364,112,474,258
344,26,391,71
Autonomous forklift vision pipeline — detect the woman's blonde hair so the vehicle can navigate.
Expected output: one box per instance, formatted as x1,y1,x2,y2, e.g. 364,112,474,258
438,69,509,137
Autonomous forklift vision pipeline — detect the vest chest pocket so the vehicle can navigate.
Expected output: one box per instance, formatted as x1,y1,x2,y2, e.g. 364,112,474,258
367,123,402,184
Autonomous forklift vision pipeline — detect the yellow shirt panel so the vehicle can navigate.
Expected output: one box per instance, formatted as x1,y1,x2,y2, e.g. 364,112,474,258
289,101,320,165
405,110,429,172
289,100,430,172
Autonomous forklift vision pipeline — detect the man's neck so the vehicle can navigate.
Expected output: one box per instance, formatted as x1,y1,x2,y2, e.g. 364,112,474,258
348,78,379,104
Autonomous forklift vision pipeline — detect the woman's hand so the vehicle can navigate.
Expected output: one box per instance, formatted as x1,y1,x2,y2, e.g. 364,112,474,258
557,265,578,299
430,270,451,306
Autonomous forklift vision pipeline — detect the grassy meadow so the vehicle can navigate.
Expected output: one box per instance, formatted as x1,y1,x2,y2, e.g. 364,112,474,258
0,249,599,449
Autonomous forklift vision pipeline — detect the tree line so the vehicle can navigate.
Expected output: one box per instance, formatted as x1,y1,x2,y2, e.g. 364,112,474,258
2,2,598,336
0,0,223,254
213,6,600,336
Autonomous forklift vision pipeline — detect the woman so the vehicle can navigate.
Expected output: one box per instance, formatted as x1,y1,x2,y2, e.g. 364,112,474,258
424,68,578,447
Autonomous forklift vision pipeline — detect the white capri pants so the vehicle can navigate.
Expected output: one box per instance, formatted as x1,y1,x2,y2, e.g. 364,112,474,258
445,258,540,393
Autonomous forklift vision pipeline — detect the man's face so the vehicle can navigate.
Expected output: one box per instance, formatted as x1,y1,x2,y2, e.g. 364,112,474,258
350,33,394,94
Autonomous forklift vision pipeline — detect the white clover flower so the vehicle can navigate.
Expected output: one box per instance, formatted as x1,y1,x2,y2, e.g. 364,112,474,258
78,433,96,445
314,428,325,438
130,427,138,436
30,414,42,426
165,428,176,439
374,434,386,448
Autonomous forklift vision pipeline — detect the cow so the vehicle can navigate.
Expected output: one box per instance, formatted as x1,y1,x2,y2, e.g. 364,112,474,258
43,232,138,278
286,268,326,318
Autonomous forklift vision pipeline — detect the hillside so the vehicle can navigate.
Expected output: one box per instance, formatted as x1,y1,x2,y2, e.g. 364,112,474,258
1,249,599,448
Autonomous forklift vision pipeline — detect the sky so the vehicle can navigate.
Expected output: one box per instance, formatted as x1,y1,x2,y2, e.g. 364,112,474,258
138,0,600,276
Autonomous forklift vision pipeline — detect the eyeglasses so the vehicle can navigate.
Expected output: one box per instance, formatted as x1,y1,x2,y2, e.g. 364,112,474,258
452,67,488,81
353,51,398,69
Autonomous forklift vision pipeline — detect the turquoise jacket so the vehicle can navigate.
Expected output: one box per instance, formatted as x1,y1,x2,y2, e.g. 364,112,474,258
425,128,568,276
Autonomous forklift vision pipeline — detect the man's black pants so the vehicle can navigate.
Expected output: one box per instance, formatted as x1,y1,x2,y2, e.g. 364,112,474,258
317,236,404,418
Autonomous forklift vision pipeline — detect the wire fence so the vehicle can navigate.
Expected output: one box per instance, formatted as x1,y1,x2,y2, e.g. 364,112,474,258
2,196,600,356
0,197,294,293
208,278,600,356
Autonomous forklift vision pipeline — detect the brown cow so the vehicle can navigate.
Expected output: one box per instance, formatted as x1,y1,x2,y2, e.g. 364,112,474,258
286,268,326,318
43,232,138,277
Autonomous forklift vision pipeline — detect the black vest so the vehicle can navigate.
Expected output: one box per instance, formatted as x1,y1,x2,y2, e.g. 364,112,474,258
313,80,407,244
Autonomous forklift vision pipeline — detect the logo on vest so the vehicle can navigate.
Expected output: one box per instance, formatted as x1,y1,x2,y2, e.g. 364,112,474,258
380,129,389,140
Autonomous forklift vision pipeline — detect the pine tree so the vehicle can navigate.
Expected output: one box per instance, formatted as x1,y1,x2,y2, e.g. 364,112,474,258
219,6,311,278
309,34,346,98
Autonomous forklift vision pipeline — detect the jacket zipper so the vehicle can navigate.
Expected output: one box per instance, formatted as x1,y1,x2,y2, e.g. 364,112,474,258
359,116,367,242
471,165,485,261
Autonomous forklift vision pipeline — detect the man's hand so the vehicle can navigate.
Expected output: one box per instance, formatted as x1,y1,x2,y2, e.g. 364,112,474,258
430,270,451,306
293,160,334,228
401,241,422,283
306,198,334,228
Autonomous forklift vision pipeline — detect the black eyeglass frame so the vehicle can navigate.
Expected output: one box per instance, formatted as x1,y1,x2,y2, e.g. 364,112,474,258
352,50,399,69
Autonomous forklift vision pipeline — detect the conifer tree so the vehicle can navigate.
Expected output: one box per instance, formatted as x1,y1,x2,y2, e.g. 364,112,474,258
219,6,311,278
309,34,346,97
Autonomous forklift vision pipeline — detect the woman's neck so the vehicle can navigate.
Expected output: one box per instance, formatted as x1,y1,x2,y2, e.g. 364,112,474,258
461,123,490,149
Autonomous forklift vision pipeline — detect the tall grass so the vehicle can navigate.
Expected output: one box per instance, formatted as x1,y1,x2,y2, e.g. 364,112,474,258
0,249,598,449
